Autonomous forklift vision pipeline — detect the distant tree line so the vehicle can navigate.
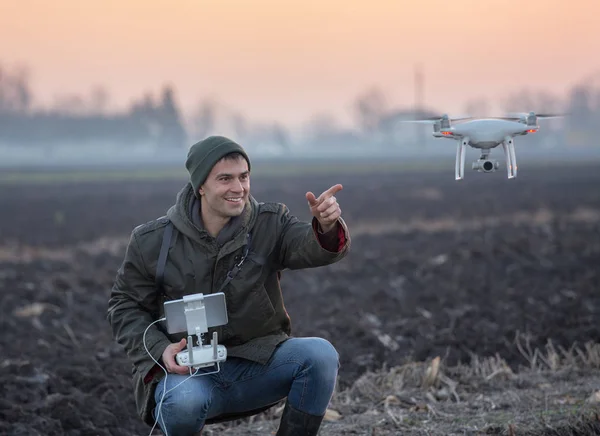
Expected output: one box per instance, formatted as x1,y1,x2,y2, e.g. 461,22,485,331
1,62,599,150
0,64,187,148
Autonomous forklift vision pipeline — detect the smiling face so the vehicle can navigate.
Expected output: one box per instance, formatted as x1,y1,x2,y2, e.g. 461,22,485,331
198,153,250,221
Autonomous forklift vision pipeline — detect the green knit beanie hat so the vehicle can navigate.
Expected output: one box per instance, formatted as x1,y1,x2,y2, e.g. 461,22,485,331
185,136,251,197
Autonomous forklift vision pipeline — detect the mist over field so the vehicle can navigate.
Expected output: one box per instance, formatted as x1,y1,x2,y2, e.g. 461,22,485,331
1,62,600,170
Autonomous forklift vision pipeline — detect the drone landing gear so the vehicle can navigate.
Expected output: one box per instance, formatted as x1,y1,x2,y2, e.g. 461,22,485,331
455,137,468,180
501,136,518,179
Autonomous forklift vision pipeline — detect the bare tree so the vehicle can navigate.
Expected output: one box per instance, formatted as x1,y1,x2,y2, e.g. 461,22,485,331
502,89,564,115
156,85,187,148
191,99,218,139
52,94,87,115
304,112,339,140
0,63,33,113
231,112,248,140
354,86,388,132
89,86,109,115
271,122,290,150
502,89,537,114
463,98,490,117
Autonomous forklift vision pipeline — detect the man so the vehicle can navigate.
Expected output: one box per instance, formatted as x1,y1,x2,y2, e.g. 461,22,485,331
107,135,351,436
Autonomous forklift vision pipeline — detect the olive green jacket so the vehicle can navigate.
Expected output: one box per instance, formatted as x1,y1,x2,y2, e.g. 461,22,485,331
106,182,351,426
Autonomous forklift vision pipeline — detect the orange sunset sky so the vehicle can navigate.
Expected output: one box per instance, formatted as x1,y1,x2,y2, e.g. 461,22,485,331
1,0,599,129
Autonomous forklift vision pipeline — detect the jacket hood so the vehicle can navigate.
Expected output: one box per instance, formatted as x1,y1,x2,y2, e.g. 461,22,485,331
166,182,259,245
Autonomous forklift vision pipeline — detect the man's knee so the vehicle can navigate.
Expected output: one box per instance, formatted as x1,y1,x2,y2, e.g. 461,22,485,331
163,393,210,417
297,337,340,375
155,381,212,432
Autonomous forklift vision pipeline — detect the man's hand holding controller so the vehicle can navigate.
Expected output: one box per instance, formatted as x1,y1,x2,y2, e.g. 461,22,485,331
161,338,190,375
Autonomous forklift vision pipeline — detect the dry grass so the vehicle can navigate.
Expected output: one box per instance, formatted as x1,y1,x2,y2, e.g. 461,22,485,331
203,334,600,435
350,207,600,236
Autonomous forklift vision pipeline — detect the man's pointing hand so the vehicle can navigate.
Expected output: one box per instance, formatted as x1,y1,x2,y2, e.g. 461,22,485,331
306,184,343,233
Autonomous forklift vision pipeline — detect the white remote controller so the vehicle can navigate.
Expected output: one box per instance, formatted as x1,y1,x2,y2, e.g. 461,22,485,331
176,344,227,369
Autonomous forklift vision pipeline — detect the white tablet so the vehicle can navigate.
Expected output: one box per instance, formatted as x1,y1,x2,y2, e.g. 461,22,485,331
163,292,228,334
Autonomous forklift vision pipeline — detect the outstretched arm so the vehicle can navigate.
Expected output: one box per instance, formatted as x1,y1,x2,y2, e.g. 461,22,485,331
278,184,350,270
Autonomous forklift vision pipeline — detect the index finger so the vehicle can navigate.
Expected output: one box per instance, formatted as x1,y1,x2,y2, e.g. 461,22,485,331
317,184,343,202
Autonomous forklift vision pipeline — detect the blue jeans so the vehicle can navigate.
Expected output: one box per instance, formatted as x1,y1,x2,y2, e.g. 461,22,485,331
152,337,340,436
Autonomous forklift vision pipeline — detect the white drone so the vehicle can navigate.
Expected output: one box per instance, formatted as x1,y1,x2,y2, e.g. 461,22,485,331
406,111,562,180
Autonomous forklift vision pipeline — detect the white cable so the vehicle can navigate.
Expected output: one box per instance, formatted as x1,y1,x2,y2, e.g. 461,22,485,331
142,317,168,436
142,318,219,436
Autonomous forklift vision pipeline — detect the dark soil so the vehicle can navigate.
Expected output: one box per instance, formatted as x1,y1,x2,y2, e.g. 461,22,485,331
1,161,600,435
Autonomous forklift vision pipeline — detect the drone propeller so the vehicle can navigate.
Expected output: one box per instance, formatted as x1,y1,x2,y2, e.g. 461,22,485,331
405,120,441,124
503,111,566,120
534,113,565,119
401,114,473,124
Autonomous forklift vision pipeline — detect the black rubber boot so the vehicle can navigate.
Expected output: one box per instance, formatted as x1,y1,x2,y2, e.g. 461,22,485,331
276,401,325,436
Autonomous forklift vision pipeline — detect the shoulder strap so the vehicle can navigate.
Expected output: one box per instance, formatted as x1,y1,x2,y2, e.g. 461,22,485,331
216,232,252,293
155,221,174,295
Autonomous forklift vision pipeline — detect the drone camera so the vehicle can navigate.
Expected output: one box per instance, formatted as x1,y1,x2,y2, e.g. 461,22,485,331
472,159,500,173
482,161,494,172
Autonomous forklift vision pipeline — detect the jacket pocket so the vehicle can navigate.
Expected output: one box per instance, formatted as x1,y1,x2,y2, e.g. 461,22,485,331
221,256,276,342
222,284,276,343
228,259,271,307
251,282,276,318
